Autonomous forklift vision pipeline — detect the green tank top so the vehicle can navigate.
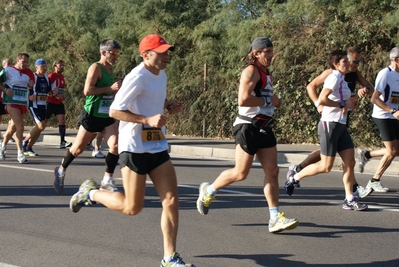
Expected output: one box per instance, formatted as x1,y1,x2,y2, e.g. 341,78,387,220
83,63,115,118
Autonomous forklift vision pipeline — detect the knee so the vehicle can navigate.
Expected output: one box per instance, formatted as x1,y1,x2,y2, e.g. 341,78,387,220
162,194,179,210
122,206,143,216
234,171,248,182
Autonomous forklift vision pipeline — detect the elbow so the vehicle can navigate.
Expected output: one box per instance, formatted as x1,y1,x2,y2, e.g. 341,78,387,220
109,109,117,119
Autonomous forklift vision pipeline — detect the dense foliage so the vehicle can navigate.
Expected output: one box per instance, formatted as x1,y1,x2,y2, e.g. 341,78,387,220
1,0,399,148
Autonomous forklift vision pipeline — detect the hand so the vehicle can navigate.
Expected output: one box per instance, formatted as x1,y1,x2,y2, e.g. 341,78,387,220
166,100,183,114
317,105,324,114
357,87,369,98
273,96,282,108
146,114,168,128
110,80,122,92
4,88,13,97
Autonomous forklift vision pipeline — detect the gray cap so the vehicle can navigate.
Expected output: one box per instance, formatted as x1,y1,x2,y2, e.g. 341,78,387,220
389,47,399,60
250,37,273,51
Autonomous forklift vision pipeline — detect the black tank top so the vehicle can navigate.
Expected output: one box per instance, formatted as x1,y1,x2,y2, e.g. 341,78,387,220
344,71,357,92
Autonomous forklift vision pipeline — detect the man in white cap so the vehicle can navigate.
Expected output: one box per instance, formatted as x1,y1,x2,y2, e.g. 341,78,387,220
69,34,193,267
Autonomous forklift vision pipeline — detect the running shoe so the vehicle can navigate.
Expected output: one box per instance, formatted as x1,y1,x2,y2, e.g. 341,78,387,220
366,180,389,193
357,148,369,173
160,252,195,267
196,182,215,215
353,185,373,199
342,199,368,211
284,175,300,196
268,212,299,233
286,164,301,188
100,179,118,192
92,149,105,158
22,139,28,153
24,148,38,157
53,167,65,194
17,152,27,163
69,179,99,213
60,141,72,149
0,144,5,160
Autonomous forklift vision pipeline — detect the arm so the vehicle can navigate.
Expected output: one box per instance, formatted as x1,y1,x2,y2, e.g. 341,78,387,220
356,70,374,98
237,65,281,107
306,69,332,113
83,64,121,96
109,109,168,128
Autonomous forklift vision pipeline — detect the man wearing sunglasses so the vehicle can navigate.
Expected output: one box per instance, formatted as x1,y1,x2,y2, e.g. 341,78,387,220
53,39,122,194
286,47,378,201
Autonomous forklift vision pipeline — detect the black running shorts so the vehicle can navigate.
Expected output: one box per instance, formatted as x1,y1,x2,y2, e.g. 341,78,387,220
233,123,277,155
119,150,170,175
78,109,115,133
372,118,399,141
318,121,354,156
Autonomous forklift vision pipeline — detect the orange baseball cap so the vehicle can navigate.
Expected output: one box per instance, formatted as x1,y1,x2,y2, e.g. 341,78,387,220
139,34,174,54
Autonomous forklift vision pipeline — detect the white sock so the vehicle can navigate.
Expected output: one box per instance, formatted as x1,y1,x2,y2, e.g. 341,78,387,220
293,173,300,182
89,189,98,201
206,184,217,195
58,167,65,176
102,176,112,184
346,194,354,202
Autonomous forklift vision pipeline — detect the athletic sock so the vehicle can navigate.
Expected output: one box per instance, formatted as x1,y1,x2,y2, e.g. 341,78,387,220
89,189,98,201
269,207,279,220
371,178,380,182
101,175,112,184
352,183,359,193
293,173,300,182
346,195,354,202
206,184,217,196
365,151,371,159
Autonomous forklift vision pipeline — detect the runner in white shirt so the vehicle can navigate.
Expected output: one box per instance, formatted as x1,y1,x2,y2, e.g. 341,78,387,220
69,34,194,267
367,47,399,192
285,50,368,211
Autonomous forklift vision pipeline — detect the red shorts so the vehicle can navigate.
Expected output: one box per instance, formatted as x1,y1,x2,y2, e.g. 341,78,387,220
5,104,28,115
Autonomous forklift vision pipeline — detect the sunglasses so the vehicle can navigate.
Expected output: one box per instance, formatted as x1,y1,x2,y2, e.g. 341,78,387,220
106,51,118,56
348,58,362,64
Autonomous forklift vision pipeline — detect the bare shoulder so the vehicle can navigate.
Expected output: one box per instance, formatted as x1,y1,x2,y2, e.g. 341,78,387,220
241,65,260,82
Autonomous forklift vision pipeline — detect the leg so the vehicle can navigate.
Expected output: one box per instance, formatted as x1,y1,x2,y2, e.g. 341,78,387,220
298,149,321,169
196,144,253,215
149,160,179,257
6,106,24,152
28,120,47,147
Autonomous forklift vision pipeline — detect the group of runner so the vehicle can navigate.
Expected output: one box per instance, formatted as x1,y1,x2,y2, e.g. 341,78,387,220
0,54,70,163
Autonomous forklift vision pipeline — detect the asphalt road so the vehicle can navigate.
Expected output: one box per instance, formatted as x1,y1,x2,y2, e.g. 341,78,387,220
0,143,399,267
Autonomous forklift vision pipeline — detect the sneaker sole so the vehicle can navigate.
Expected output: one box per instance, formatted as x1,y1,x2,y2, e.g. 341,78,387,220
342,204,368,211
269,220,299,233
196,182,210,215
70,192,82,213
284,180,295,196
366,186,389,193
53,167,64,194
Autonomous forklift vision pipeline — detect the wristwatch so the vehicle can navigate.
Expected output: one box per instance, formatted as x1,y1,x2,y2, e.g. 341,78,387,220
339,100,346,108
391,108,397,114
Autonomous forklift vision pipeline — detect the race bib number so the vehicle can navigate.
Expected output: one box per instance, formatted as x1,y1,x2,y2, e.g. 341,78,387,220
12,86,27,102
97,99,113,114
141,127,165,142
389,92,399,104
36,95,47,105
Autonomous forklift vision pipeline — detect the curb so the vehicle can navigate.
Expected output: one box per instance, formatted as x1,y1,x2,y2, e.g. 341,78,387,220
1,130,398,176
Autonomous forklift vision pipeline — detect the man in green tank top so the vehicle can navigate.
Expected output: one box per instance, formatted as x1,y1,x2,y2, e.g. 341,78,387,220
53,39,122,194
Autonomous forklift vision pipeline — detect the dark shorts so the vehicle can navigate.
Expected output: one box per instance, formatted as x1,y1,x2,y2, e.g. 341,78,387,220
233,123,277,155
373,118,399,141
78,109,115,133
0,102,6,115
28,106,46,123
119,150,170,175
318,121,354,156
45,102,65,119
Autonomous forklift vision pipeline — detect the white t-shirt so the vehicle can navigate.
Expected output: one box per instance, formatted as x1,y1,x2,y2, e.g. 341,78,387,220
372,66,399,119
320,70,351,124
110,62,168,154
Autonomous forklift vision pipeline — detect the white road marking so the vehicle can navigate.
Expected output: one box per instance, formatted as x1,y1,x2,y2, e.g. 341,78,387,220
0,263,21,267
